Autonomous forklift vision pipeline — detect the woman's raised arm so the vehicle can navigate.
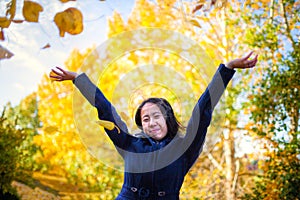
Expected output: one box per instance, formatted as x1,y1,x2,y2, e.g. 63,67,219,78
183,52,258,169
49,67,130,150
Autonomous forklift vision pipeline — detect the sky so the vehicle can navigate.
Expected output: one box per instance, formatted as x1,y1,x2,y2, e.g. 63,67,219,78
0,0,135,109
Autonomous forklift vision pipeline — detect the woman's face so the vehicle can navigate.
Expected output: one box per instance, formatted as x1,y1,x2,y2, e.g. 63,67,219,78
140,102,168,141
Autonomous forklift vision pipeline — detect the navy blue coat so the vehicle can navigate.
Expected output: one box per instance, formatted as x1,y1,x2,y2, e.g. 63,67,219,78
74,64,235,199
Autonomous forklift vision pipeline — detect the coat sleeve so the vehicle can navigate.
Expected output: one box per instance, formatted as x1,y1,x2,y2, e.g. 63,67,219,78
184,64,235,169
73,73,130,150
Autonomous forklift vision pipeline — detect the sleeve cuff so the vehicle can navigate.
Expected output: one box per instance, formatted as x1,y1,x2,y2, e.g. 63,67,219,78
73,73,97,106
220,63,236,73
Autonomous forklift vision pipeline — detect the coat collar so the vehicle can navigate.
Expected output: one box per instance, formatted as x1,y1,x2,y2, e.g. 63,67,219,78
134,131,172,146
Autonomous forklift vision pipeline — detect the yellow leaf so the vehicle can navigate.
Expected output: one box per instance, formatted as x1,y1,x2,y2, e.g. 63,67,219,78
0,0,16,28
0,17,12,28
22,1,43,22
251,3,260,10
54,7,83,37
96,120,120,133
44,126,59,134
188,19,202,28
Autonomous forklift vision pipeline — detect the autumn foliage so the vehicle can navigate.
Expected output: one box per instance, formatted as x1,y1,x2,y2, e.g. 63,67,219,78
0,0,84,41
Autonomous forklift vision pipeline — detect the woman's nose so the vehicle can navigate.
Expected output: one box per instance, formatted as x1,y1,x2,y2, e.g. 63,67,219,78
149,117,156,126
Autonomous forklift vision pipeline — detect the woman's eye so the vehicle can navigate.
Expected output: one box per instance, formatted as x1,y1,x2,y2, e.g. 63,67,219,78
154,115,161,119
142,118,149,122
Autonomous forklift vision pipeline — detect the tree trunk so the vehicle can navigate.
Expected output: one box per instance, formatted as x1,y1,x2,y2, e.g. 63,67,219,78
223,125,236,200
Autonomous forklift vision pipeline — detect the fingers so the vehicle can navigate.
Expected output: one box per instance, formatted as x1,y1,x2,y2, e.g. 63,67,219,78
49,72,63,81
243,51,254,61
49,66,77,81
244,54,258,68
49,66,65,81
55,66,67,75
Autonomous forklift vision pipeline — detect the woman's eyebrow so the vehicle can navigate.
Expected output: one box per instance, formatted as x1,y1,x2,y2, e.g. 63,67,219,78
142,114,149,119
152,112,161,115
142,111,161,118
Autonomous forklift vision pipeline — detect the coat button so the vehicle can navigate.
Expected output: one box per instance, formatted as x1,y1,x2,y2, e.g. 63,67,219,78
158,191,166,196
130,187,137,192
138,187,150,198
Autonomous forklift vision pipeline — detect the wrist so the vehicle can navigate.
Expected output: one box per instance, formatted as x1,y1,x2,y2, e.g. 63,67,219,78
225,62,234,69
71,72,78,80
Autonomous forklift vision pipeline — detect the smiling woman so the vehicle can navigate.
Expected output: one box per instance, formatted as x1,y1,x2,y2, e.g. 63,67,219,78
135,98,182,141
49,50,258,199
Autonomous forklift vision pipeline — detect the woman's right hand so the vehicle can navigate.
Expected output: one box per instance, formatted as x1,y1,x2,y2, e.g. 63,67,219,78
49,66,78,81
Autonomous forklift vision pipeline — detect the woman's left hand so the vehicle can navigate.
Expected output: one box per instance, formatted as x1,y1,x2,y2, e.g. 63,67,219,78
226,51,258,69
49,66,78,81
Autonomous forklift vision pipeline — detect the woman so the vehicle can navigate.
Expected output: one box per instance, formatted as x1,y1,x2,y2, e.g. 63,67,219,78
50,52,258,199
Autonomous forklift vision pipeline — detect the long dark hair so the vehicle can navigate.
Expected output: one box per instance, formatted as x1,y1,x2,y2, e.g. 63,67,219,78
135,98,183,138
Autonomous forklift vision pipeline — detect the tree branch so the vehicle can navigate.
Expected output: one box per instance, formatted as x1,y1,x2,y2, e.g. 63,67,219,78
280,0,296,50
207,153,223,171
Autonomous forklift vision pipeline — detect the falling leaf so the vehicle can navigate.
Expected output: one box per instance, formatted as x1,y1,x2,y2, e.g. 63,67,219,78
41,43,51,49
188,19,202,28
0,17,12,28
0,0,17,29
60,0,76,2
192,4,204,13
22,1,43,22
54,7,83,37
0,29,4,41
0,45,14,60
96,120,120,133
12,19,24,23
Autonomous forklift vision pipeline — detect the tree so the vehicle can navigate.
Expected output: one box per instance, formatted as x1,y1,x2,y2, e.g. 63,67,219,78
0,107,23,198
4,93,41,185
36,48,123,198
181,1,262,199
0,92,41,198
242,0,300,199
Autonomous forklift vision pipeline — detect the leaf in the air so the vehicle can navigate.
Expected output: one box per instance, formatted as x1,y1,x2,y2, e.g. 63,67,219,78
60,0,76,2
0,17,12,28
0,30,4,41
0,45,14,60
54,7,83,37
22,1,43,22
41,43,51,49
0,0,17,28
192,4,204,13
12,19,24,23
188,19,202,28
